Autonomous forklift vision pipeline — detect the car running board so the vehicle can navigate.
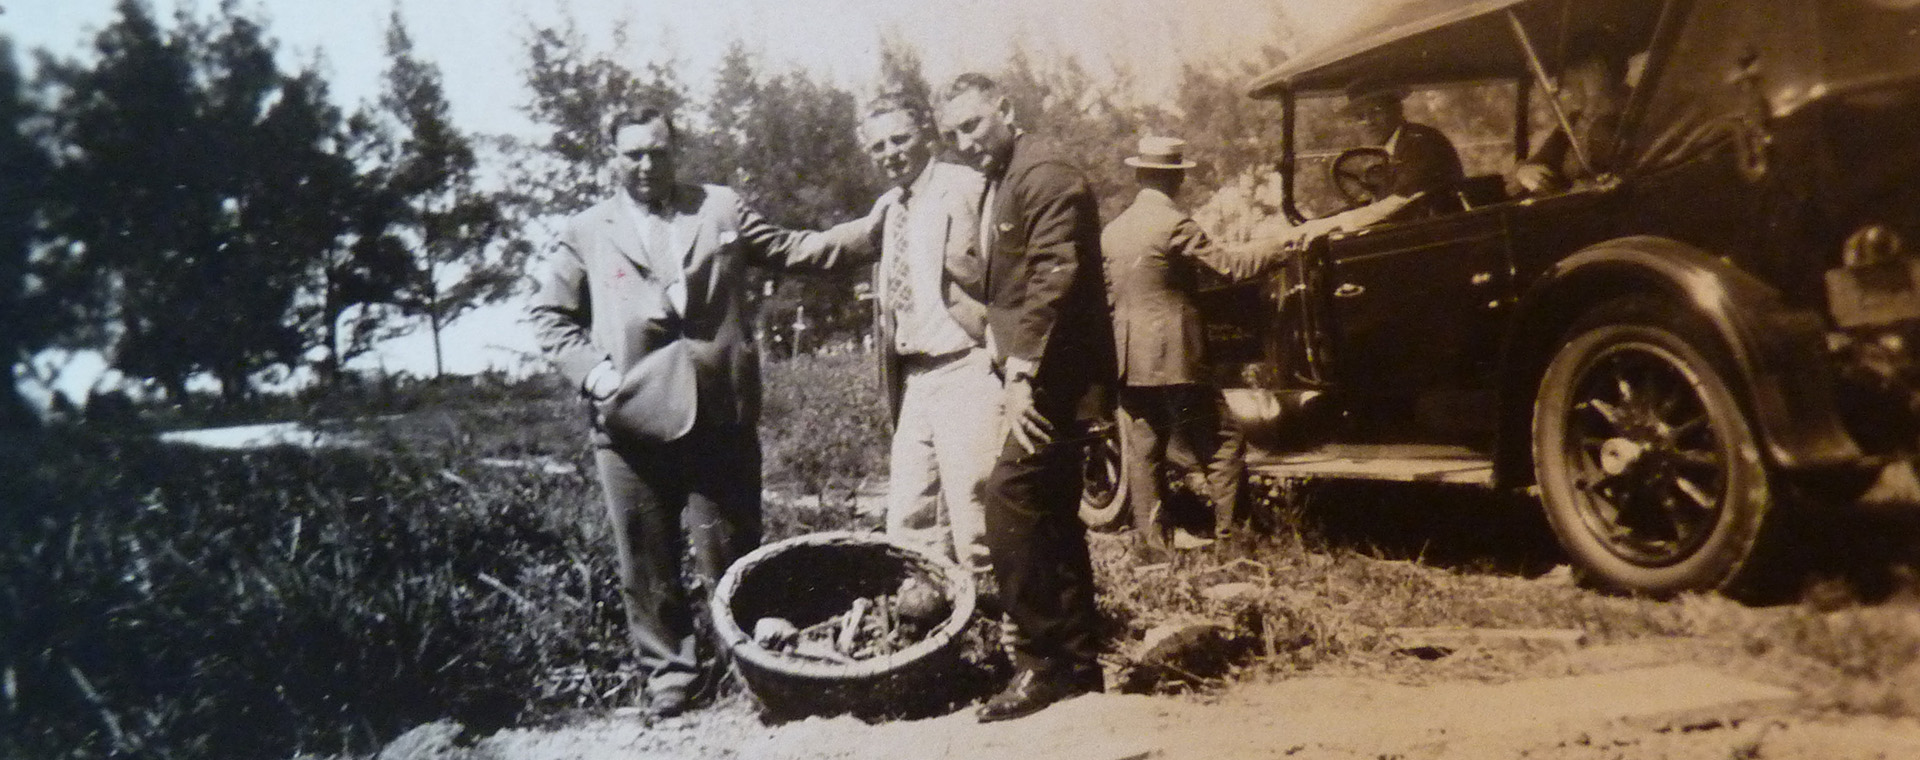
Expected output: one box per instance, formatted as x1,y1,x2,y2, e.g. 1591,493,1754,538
1247,443,1495,486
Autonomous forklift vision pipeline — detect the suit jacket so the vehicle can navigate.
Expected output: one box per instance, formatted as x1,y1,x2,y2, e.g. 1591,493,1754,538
528,183,872,444
1102,188,1266,387
874,161,991,420
1388,121,1466,206
1521,109,1624,192
980,137,1116,422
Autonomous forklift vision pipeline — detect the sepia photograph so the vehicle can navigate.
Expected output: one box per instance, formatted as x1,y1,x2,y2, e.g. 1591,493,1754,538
7,0,1920,757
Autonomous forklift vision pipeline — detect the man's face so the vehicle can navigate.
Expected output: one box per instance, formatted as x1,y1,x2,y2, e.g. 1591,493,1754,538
859,109,931,189
1556,59,1621,122
938,90,1014,176
612,121,675,206
1348,97,1403,145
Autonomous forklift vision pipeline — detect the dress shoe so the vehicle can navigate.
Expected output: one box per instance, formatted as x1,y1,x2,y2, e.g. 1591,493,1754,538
645,682,689,718
976,666,1100,723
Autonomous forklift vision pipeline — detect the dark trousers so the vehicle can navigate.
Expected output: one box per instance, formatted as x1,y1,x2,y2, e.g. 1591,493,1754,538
981,409,1101,677
1118,384,1246,540
592,420,761,692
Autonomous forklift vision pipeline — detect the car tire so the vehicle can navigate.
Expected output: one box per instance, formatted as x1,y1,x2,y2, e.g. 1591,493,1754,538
1532,296,1775,597
1079,414,1132,531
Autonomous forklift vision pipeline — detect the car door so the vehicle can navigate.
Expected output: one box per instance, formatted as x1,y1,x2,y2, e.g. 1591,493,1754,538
1311,206,1513,437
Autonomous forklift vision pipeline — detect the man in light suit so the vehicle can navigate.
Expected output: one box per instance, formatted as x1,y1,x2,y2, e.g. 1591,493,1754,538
938,73,1117,723
527,104,877,717
857,93,1000,576
1102,136,1278,557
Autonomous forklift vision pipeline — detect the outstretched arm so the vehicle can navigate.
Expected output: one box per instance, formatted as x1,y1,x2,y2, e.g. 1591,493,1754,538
738,188,902,271
1172,216,1290,282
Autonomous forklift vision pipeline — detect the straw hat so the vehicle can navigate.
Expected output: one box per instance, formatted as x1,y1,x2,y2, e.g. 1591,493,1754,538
1123,135,1197,170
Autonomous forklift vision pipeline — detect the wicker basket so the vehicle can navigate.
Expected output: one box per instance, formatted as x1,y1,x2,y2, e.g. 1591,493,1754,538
709,531,977,720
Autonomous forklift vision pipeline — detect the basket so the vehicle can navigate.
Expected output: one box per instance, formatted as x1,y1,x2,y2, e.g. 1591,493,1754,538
709,531,977,720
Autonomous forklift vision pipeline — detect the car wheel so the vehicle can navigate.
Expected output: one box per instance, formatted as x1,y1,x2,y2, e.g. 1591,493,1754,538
1532,297,1774,596
1079,414,1132,531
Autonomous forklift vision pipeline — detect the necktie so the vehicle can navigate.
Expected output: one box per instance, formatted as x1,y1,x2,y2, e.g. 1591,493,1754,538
883,194,912,319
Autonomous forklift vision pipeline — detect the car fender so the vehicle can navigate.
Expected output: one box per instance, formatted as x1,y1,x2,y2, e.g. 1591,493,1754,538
1498,235,1860,482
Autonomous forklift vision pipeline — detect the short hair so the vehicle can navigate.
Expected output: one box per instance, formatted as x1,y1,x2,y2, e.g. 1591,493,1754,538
607,105,676,144
863,91,933,131
942,72,1002,104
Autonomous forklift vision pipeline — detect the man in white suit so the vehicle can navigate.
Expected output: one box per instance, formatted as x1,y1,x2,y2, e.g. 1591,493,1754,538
857,92,1000,577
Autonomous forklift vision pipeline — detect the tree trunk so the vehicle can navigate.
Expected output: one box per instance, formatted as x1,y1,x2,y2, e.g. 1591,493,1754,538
426,251,444,378
429,306,444,379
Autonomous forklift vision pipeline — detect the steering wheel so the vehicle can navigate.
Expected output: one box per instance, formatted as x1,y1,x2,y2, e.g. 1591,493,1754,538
1329,147,1391,207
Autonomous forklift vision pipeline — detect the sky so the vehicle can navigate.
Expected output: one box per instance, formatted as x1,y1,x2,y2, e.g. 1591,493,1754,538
4,0,1371,397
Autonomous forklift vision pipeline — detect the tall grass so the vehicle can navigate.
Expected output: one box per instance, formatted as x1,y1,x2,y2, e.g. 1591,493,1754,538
2,401,620,757
1,357,889,759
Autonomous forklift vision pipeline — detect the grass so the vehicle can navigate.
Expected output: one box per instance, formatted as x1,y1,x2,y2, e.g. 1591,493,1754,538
5,349,1919,758
1,355,890,759
1093,476,1920,704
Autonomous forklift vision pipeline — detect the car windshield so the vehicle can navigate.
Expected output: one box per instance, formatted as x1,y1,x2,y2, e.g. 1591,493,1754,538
1292,81,1517,220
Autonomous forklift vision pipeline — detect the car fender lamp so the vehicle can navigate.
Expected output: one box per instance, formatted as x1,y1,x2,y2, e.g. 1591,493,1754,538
1843,223,1905,269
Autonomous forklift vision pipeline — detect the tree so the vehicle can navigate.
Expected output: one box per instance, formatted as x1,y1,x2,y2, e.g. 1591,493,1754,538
40,0,205,400
0,38,54,428
193,13,356,399
992,46,1147,219
308,109,416,384
40,0,356,402
513,20,694,221
701,42,879,350
365,13,517,378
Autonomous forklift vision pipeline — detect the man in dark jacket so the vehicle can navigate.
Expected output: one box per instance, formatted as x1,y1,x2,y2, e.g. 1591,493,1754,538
937,72,1117,723
1290,80,1465,242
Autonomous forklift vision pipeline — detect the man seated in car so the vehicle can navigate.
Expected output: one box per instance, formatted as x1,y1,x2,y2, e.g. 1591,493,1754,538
1287,79,1465,243
1508,40,1631,195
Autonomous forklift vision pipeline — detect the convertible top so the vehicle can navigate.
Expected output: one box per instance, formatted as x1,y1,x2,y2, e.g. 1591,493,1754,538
1250,0,1920,104
1250,0,1920,174
1247,0,1537,97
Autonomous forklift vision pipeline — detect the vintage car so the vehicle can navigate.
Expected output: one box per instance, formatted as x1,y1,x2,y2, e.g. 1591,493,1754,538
1112,0,1920,597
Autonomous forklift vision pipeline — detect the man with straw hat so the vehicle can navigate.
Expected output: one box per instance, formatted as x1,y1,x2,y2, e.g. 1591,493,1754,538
1102,136,1283,558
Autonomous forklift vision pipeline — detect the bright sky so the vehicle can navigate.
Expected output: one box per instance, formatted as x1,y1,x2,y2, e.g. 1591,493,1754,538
4,0,1371,396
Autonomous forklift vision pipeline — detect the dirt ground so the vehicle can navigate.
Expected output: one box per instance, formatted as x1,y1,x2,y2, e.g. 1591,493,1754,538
374,490,1920,760
392,634,1920,760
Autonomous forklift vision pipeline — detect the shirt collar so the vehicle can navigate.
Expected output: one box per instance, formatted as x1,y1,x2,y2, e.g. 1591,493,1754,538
1136,187,1176,208
905,160,937,202
620,184,678,217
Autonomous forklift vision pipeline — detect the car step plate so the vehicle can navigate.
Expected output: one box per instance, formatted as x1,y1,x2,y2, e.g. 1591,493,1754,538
1248,444,1494,486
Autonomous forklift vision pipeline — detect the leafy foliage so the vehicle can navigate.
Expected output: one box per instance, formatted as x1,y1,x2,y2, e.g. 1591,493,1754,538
36,1,356,401
0,37,53,428
358,14,521,378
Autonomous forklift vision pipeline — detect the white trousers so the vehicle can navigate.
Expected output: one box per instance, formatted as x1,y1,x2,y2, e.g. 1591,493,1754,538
887,347,1002,574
